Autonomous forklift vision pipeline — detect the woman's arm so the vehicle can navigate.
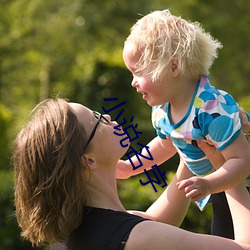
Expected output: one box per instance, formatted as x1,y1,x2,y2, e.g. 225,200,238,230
225,184,250,245
145,159,192,226
127,113,250,249
129,159,193,227
125,183,250,250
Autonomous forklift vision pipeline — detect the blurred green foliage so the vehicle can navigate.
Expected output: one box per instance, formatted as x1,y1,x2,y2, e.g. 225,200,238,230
0,0,249,249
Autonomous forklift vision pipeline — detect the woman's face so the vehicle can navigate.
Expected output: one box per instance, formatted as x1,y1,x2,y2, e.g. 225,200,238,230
68,103,129,162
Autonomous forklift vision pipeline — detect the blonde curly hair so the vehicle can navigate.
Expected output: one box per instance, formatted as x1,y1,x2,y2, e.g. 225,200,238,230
125,9,222,81
13,98,89,246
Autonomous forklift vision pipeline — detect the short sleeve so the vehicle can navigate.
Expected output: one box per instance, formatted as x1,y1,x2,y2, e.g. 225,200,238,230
197,89,241,150
156,130,168,139
151,105,169,140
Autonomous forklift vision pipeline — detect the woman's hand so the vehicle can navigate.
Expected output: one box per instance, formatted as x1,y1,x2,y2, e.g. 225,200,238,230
239,107,250,141
116,159,132,179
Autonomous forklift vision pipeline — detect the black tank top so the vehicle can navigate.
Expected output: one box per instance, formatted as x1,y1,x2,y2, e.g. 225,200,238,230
66,206,148,250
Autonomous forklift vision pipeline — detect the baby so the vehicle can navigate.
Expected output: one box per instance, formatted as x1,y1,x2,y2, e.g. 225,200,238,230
118,10,250,212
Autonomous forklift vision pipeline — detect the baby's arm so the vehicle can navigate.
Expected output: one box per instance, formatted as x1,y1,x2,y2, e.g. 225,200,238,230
178,132,250,201
116,136,177,179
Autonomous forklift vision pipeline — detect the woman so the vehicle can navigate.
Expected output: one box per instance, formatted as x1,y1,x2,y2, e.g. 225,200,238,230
13,98,250,249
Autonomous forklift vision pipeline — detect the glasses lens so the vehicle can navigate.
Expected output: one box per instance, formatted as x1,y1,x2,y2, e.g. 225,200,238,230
93,111,109,125
84,112,110,152
93,111,101,120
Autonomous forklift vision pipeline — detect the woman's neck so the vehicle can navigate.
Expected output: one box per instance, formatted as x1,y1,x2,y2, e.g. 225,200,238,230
84,164,126,212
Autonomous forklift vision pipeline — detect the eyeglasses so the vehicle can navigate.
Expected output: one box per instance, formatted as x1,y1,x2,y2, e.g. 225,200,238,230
84,111,110,151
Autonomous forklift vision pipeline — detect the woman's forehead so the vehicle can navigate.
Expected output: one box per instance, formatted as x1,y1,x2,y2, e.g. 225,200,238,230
68,103,93,126
68,103,90,114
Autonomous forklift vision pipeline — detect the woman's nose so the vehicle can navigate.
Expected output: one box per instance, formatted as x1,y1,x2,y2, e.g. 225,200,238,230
103,114,111,123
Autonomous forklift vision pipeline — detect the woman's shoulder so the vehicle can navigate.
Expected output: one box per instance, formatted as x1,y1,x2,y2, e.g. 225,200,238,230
66,206,148,250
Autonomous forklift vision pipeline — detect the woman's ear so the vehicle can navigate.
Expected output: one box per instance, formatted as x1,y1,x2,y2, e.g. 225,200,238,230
170,57,180,77
82,155,97,169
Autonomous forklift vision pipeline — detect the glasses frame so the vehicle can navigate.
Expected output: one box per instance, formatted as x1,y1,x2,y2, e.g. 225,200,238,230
83,111,109,151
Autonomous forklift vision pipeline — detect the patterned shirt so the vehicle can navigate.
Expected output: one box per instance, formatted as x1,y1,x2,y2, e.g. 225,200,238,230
152,75,241,176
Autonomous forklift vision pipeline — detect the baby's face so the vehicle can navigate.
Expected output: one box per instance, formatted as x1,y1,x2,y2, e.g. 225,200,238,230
123,42,175,106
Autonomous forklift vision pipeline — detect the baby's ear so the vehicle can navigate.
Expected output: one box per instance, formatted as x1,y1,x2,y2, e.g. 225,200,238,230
171,57,180,76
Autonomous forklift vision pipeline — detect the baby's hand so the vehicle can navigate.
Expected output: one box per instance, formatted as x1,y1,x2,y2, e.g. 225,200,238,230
177,176,211,202
116,159,132,179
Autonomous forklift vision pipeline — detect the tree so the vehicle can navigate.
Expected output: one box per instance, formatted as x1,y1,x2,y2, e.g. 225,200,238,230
0,1,249,248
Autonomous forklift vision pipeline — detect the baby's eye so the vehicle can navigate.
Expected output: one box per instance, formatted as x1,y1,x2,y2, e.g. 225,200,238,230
133,71,142,77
